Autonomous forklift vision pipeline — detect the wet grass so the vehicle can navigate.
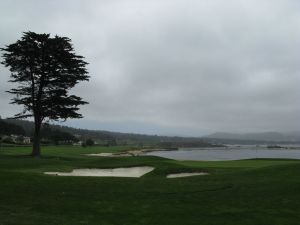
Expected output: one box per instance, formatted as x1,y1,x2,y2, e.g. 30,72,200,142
1,145,300,225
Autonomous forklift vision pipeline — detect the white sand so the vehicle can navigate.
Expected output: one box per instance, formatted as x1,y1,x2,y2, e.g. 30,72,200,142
166,172,209,178
86,153,114,157
85,153,132,157
127,150,143,156
45,166,154,178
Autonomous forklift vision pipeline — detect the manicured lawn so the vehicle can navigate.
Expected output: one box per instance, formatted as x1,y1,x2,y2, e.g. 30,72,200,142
1,146,300,225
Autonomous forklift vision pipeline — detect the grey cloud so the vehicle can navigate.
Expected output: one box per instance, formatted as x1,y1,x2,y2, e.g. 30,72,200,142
0,0,299,135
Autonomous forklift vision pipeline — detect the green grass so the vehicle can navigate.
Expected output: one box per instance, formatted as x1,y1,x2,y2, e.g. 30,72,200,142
1,145,300,225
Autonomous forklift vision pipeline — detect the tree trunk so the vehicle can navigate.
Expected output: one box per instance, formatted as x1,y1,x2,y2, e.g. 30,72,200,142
31,117,41,157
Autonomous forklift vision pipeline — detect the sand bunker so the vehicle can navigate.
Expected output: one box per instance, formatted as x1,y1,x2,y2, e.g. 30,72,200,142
86,153,114,157
45,166,154,178
166,172,209,178
86,150,145,157
86,153,132,157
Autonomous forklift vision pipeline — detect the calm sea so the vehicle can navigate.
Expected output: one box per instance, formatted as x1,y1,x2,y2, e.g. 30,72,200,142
144,145,300,161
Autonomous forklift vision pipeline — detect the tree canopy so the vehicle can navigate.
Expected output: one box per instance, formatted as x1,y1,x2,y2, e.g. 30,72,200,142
1,31,90,156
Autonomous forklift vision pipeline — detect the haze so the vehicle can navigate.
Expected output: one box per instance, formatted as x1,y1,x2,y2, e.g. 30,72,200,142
1,0,299,136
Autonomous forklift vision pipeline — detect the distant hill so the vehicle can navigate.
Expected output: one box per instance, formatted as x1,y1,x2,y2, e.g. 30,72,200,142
204,132,300,144
3,119,215,147
4,119,300,145
0,119,26,136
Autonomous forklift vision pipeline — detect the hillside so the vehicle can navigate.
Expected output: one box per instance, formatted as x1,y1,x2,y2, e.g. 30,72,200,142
4,119,300,145
0,119,26,136
3,119,216,147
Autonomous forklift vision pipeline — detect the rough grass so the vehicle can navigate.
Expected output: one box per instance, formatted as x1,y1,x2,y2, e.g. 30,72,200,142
1,145,300,225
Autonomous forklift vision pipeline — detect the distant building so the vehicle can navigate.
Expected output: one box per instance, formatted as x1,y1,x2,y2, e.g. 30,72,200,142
4,135,31,144
23,136,31,144
73,141,83,146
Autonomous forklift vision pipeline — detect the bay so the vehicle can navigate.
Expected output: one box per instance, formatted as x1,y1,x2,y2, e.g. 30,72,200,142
144,145,300,161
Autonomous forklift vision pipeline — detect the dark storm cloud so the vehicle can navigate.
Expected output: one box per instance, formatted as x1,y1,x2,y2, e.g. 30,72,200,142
0,0,299,135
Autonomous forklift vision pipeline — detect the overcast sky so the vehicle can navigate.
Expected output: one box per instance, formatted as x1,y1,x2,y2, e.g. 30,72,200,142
0,0,299,136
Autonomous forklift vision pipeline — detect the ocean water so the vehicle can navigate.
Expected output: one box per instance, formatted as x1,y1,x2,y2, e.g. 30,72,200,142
145,145,300,161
